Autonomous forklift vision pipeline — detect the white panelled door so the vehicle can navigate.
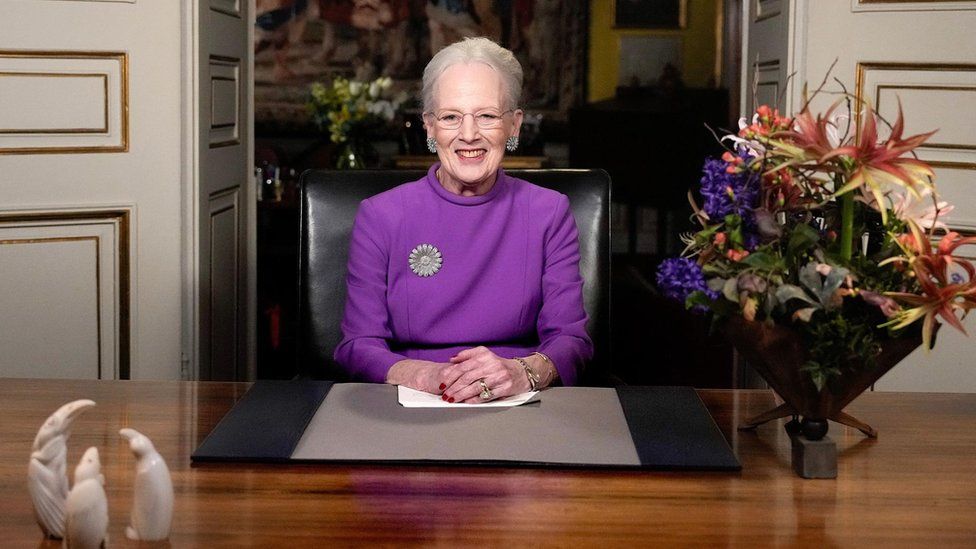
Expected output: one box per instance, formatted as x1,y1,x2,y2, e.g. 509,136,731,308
1,2,184,379
188,1,254,381
743,0,976,392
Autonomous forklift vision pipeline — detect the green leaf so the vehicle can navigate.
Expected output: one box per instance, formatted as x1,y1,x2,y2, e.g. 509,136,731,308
811,372,826,392
801,361,827,392
775,284,816,305
707,277,727,293
763,288,780,317
819,267,850,311
740,252,781,271
722,278,739,302
799,262,822,294
786,223,820,261
685,291,713,311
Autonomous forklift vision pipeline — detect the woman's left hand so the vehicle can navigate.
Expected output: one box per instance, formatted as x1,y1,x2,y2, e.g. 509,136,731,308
442,346,531,403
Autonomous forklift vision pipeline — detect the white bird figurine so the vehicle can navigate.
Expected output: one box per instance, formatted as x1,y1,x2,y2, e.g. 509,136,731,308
120,428,173,541
27,399,96,539
64,447,108,549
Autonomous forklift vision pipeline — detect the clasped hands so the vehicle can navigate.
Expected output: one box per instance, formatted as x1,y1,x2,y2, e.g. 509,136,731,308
387,346,549,403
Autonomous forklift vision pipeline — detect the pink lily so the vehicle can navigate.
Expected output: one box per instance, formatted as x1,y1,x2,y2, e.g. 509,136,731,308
823,101,936,223
884,222,976,348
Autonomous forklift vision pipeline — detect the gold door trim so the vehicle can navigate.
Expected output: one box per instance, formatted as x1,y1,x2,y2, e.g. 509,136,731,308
855,62,976,169
0,236,103,377
0,72,109,134
0,209,130,378
873,84,976,150
0,50,128,155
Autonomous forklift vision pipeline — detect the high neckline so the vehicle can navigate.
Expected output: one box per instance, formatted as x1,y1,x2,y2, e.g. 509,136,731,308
425,163,507,206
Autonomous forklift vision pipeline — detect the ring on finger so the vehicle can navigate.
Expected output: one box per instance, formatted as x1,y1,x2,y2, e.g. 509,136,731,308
478,379,493,400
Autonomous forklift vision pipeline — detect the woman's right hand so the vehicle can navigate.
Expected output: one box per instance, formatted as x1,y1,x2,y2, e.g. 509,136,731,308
385,359,448,395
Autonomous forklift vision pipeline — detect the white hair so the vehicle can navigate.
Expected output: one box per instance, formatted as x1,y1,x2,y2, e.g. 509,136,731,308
422,37,523,112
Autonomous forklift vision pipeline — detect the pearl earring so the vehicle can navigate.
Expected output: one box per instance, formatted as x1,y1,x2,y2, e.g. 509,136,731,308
426,137,437,153
505,136,519,152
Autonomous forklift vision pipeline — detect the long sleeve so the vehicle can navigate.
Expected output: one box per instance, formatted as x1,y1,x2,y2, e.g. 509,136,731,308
333,198,408,382
535,195,593,386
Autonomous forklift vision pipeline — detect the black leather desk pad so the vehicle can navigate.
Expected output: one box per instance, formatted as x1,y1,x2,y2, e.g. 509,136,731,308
192,381,740,471
192,380,334,462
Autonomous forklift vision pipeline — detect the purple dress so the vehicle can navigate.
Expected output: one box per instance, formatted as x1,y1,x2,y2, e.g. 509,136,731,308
334,164,593,385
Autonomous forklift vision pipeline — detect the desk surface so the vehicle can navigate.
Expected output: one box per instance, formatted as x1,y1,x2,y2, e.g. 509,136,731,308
1,379,974,547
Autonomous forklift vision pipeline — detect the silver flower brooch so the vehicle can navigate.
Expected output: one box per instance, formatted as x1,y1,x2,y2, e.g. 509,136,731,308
408,243,442,277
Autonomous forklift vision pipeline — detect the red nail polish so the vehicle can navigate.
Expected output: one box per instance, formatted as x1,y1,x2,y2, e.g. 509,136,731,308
439,383,446,390
441,394,448,401
448,397,455,403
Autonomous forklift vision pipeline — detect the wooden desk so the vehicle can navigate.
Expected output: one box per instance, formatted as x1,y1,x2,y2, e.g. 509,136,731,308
1,379,974,547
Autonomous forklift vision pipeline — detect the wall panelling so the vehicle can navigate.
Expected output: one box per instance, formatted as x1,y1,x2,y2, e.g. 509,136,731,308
856,62,976,229
0,51,128,154
207,188,240,380
208,56,240,148
0,209,130,379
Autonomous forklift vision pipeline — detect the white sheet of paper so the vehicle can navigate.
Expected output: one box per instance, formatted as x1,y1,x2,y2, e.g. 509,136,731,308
397,385,539,408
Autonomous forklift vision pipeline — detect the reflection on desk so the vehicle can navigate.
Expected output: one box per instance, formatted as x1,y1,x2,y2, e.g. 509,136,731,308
1,379,974,547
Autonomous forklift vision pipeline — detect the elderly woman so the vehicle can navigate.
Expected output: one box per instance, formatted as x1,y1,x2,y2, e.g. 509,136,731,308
334,37,592,402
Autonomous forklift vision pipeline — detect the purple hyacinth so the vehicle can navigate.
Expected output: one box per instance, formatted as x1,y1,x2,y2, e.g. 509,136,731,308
699,153,760,221
656,257,717,310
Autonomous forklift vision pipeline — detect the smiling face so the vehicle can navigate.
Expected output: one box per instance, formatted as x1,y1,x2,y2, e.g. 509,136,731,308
425,62,523,196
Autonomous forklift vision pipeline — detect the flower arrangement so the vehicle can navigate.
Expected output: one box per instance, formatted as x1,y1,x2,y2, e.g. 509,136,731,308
307,76,406,168
657,87,976,390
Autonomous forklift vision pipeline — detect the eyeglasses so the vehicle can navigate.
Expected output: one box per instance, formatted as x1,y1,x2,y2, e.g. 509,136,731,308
424,109,515,130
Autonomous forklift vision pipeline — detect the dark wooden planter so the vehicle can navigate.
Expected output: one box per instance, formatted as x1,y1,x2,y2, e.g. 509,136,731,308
723,317,925,438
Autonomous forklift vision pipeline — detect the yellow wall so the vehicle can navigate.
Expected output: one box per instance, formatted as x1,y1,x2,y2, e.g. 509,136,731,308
588,0,720,102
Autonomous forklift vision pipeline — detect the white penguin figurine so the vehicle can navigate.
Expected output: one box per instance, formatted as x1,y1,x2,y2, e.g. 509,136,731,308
27,399,96,539
64,447,108,549
120,428,173,541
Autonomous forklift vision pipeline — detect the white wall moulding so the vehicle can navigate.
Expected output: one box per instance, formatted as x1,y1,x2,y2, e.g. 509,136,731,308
856,62,976,166
755,0,784,21
208,187,240,380
0,51,128,154
854,0,976,12
752,60,782,109
956,231,976,257
0,209,130,379
208,56,240,148
922,165,976,231
743,0,795,115
210,0,241,18
876,86,975,150
856,62,976,230
0,73,108,134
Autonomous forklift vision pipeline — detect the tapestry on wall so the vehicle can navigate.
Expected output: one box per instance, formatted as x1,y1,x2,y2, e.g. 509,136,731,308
255,0,588,134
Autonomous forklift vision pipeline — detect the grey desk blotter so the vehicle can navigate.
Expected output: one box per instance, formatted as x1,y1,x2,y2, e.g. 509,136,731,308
292,384,639,465
192,381,740,471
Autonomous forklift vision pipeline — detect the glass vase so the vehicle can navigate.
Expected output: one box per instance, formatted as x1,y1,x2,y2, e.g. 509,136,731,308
334,140,374,170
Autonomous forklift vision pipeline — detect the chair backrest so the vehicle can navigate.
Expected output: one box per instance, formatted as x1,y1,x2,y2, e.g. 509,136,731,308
298,169,611,384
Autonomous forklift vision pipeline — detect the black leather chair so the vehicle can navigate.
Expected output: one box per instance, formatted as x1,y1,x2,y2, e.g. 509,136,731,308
298,169,611,384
